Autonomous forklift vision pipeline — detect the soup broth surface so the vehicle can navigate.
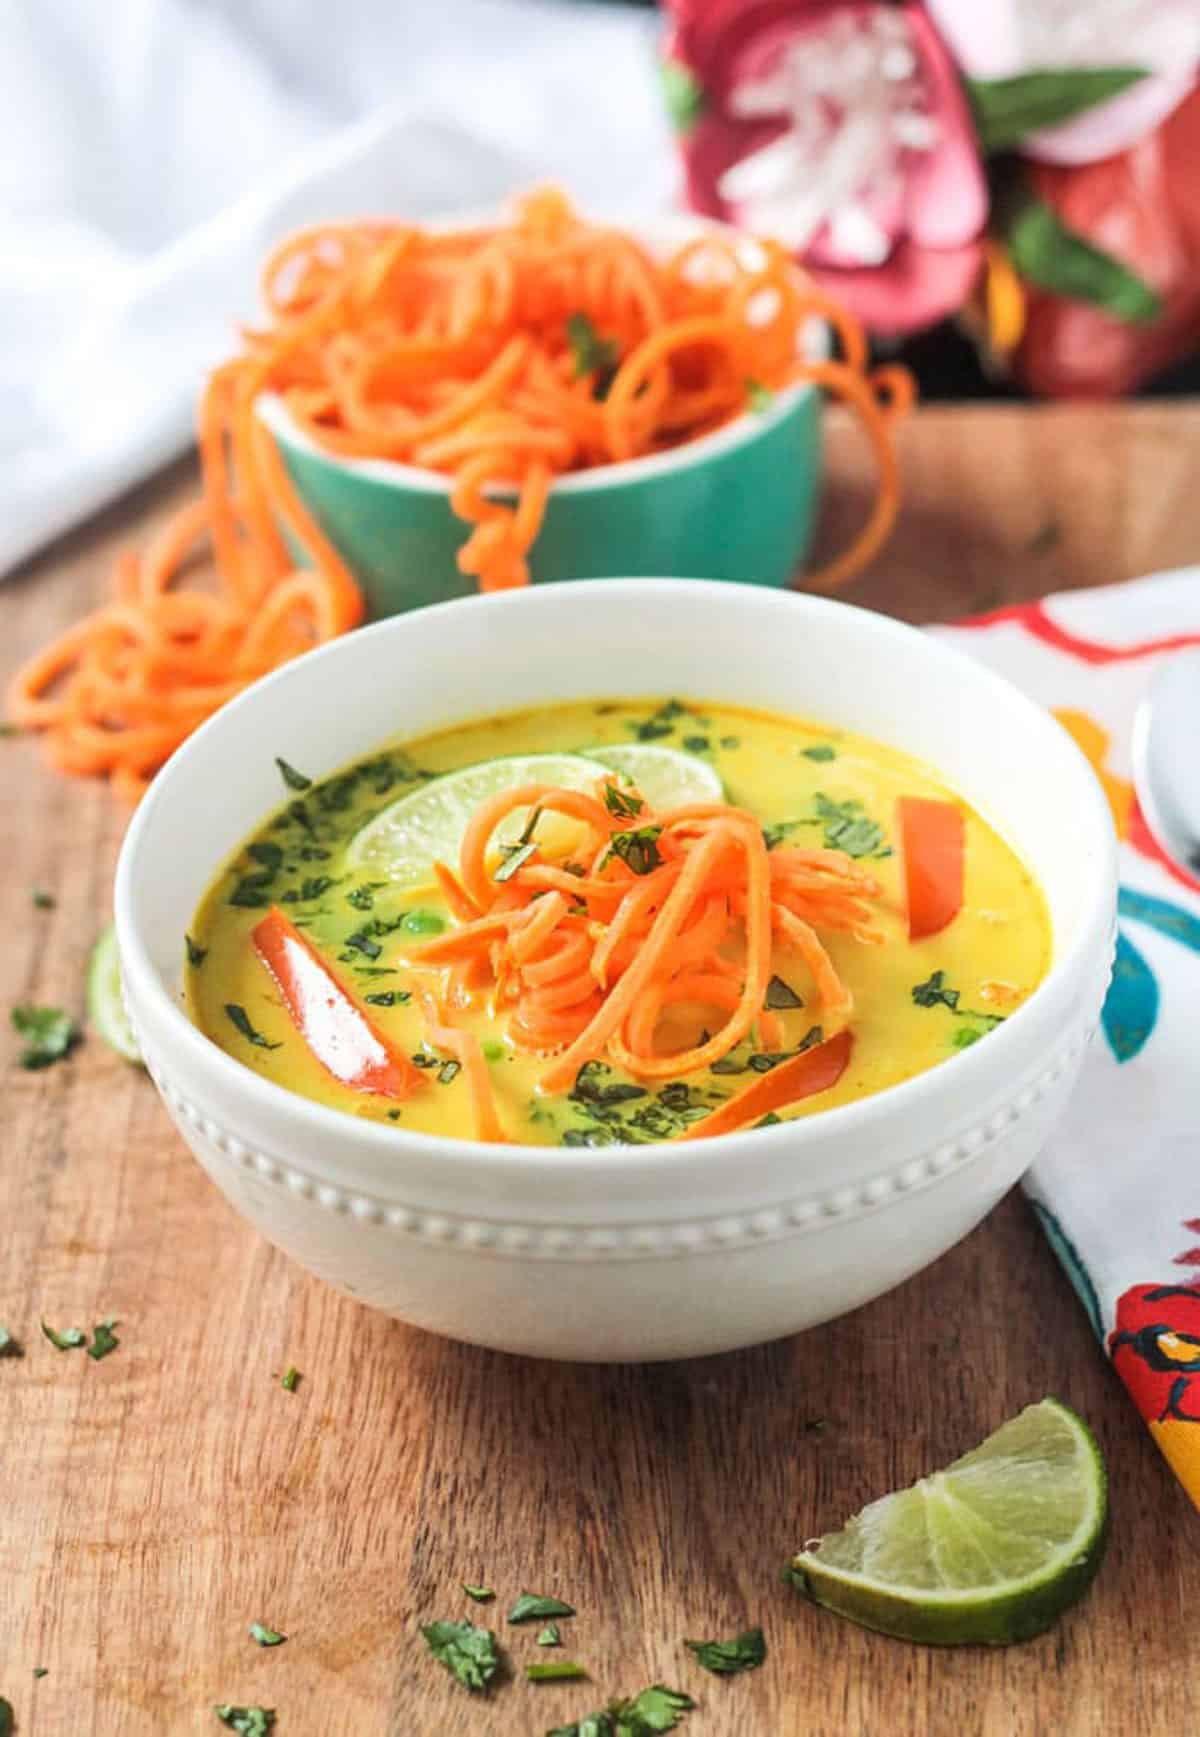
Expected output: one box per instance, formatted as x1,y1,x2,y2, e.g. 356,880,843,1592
187,699,1051,1144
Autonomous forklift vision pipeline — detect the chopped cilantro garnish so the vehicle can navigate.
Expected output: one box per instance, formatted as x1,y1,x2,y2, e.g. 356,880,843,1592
248,842,284,872
0,1327,20,1357
248,1623,287,1648
566,312,619,395
343,929,382,960
275,757,312,791
33,1667,48,1678
41,1321,86,1351
508,1592,575,1624
364,990,410,1007
281,1366,300,1392
602,782,644,820
420,1618,500,1691
527,1661,587,1682
764,975,803,1010
604,827,663,876
911,970,960,1010
549,1683,696,1736
537,1622,562,1646
684,1627,766,1675
31,888,55,909
463,1585,495,1604
812,793,886,857
753,1112,782,1129
185,935,208,968
801,744,836,762
746,378,773,412
223,1004,281,1050
720,735,740,749
214,1707,276,1733
87,1319,119,1361
0,1698,12,1737
12,1005,79,1070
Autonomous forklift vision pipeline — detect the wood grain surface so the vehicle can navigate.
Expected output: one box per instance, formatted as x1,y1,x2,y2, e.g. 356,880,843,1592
1,404,1196,1737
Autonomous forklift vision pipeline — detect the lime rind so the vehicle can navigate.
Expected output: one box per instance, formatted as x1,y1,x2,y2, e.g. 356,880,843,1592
87,923,142,1065
789,1398,1107,1644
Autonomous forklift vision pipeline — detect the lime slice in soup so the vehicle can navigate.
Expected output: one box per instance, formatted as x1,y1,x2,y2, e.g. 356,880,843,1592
87,923,142,1064
788,1398,1107,1645
583,743,724,805
346,753,605,886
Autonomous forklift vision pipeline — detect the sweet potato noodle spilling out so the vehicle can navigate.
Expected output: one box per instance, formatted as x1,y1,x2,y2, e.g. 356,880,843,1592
8,189,913,806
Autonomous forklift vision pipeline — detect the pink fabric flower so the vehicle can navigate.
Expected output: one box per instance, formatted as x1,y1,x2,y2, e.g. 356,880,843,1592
662,1,988,334
927,0,1200,165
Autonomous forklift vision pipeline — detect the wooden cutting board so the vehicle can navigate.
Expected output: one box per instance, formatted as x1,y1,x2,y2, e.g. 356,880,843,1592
2,404,1196,1737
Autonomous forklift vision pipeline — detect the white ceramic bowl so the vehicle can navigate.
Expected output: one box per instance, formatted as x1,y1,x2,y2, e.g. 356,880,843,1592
115,580,1117,1362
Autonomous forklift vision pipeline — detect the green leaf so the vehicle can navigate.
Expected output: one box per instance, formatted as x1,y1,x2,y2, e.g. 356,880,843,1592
185,934,208,968
745,378,773,414
0,1327,22,1358
31,888,55,910
223,1004,281,1050
508,1592,576,1624
214,1708,276,1734
764,975,804,1011
281,1366,300,1392
812,794,887,858
566,313,620,394
41,1321,86,1351
619,1684,696,1733
801,744,836,762
463,1584,495,1604
0,1698,11,1737
248,1622,287,1648
967,67,1147,154
1007,198,1163,324
420,1619,500,1691
603,827,663,877
684,1627,766,1675
911,970,960,1011
87,1319,119,1361
659,57,706,134
602,782,644,820
537,1622,562,1646
527,1661,588,1682
275,757,312,791
12,1005,79,1070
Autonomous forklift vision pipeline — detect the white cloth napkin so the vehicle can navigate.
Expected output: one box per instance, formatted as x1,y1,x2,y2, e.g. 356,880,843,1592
0,0,671,577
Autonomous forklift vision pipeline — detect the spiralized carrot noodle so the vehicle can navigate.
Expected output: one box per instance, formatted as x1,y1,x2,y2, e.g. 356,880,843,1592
9,187,912,804
402,774,885,1135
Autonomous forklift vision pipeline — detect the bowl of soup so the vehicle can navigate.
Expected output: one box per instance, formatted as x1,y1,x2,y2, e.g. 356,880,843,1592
114,580,1117,1361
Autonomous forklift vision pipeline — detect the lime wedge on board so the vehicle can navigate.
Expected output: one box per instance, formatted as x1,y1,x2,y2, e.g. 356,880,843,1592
87,923,142,1064
346,745,722,887
788,1397,1107,1645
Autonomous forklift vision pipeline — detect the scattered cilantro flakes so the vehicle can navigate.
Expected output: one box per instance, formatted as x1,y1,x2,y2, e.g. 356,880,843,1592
248,1623,287,1648
12,1005,79,1070
911,970,960,1010
952,1026,983,1049
87,1319,119,1361
31,888,55,909
745,378,773,412
764,975,803,1010
629,699,689,743
527,1661,588,1683
281,1366,300,1392
0,1327,21,1358
343,929,382,960
801,744,836,762
537,1623,562,1646
0,1698,11,1737
508,1592,575,1624
684,1627,766,1675
753,1112,782,1129
364,990,409,1007
602,782,644,820
549,1684,696,1736
214,1707,276,1733
275,757,312,791
223,1005,281,1050
604,826,663,876
720,736,740,750
680,735,710,754
812,793,886,858
33,1667,48,1679
462,1585,495,1604
420,1619,500,1691
40,1321,86,1351
185,935,208,968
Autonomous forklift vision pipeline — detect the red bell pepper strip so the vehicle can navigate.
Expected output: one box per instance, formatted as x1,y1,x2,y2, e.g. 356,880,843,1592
252,906,425,1099
678,1028,852,1141
898,796,965,941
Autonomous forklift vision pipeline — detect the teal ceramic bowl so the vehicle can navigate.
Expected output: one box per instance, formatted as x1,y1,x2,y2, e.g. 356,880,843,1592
256,219,823,617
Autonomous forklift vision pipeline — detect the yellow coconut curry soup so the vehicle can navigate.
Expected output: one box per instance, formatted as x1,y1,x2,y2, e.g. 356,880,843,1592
187,699,1051,1146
